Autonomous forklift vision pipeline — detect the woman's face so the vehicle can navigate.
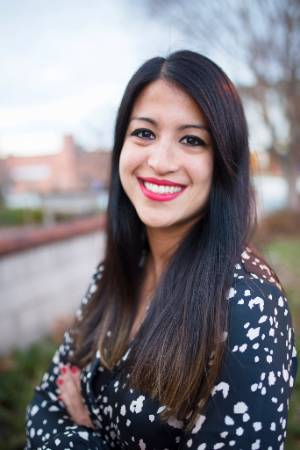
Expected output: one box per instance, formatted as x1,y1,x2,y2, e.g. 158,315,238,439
119,79,214,232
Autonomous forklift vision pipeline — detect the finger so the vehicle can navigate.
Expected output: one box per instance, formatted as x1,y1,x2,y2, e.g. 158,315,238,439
70,365,79,376
56,369,95,429
70,366,82,392
56,366,87,420
57,369,78,399
59,379,83,416
58,366,77,388
60,364,80,380
59,380,92,426
60,362,71,374
64,368,82,399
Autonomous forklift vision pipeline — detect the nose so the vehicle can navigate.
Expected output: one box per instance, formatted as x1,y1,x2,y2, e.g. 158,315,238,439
147,138,179,174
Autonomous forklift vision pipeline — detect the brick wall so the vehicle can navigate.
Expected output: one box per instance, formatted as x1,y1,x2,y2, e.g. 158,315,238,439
2,134,111,195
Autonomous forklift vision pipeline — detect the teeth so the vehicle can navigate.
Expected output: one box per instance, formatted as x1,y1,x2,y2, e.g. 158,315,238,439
144,181,183,194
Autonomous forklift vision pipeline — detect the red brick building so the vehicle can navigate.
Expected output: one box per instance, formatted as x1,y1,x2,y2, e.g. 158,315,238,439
1,135,111,195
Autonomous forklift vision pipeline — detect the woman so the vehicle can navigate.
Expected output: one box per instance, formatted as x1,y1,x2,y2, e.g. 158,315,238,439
25,50,298,450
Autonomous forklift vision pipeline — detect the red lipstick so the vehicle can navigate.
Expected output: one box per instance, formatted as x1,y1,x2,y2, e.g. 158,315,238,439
137,177,186,202
138,177,186,187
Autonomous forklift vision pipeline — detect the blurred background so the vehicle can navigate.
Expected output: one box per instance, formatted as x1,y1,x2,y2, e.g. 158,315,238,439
0,0,299,448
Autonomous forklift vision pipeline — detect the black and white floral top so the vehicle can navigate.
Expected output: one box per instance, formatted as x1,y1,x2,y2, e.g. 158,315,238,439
25,248,298,450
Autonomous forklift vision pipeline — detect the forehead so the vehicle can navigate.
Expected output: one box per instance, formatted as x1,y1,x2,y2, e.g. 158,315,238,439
130,79,207,124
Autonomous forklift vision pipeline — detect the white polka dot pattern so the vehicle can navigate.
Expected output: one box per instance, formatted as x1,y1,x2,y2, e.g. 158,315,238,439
25,253,298,450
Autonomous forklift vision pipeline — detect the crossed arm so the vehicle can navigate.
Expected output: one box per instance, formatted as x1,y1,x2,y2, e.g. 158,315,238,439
25,264,104,450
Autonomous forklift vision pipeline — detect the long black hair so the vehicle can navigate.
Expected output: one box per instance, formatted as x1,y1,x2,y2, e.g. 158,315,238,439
71,50,255,431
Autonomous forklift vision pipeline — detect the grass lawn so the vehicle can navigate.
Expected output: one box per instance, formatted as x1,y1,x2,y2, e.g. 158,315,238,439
0,237,299,450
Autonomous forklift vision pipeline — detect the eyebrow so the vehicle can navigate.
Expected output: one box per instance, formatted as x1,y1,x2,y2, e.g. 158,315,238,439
129,116,210,132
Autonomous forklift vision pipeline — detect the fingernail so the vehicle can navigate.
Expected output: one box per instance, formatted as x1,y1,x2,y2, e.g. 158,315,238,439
71,366,78,374
61,367,67,374
57,378,63,385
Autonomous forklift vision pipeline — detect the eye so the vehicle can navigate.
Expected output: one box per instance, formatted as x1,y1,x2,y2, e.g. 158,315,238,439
180,135,207,147
130,128,155,140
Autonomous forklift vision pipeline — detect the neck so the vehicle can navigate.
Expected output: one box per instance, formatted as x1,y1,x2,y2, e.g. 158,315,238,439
145,222,193,282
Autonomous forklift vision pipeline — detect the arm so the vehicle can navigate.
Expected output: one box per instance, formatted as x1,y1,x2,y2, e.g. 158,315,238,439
179,278,298,449
25,262,103,450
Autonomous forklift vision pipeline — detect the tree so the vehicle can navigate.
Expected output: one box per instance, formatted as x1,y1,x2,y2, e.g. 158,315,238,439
140,0,300,210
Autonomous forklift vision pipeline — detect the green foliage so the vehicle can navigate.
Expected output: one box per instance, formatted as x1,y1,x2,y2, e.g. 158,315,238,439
0,207,102,227
0,208,43,227
0,339,56,450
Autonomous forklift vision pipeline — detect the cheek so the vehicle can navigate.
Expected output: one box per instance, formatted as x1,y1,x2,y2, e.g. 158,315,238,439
119,147,133,182
118,148,127,183
188,154,214,186
119,146,143,187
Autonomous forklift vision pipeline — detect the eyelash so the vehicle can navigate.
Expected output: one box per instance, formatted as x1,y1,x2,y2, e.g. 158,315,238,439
130,128,207,147
131,128,155,140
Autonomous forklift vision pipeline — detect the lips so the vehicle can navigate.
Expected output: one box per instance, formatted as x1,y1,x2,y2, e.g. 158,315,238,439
137,177,186,188
137,176,186,202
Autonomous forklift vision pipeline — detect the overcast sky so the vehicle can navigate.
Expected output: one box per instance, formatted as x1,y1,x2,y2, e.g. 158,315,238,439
0,0,270,157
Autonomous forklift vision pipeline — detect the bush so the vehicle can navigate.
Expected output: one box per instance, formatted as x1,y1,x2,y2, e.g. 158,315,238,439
0,208,43,227
0,339,57,450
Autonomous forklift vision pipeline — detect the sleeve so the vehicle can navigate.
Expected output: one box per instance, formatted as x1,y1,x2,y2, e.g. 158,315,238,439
179,277,298,450
25,262,104,450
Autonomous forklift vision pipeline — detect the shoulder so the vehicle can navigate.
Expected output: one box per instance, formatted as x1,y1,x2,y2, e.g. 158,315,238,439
228,245,285,309
227,246,290,329
225,247,297,376
226,272,291,351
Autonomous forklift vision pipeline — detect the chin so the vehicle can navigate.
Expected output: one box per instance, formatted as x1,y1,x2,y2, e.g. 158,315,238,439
136,210,168,226
139,214,181,230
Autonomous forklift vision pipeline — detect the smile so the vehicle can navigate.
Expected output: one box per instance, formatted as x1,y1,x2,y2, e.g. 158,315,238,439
137,178,186,202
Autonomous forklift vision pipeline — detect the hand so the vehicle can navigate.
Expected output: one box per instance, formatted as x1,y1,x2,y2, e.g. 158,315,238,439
56,364,95,429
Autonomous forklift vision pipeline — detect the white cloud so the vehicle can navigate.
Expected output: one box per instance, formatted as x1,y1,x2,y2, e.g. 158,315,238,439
0,131,62,156
0,1,167,155
0,82,121,128
0,0,258,156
